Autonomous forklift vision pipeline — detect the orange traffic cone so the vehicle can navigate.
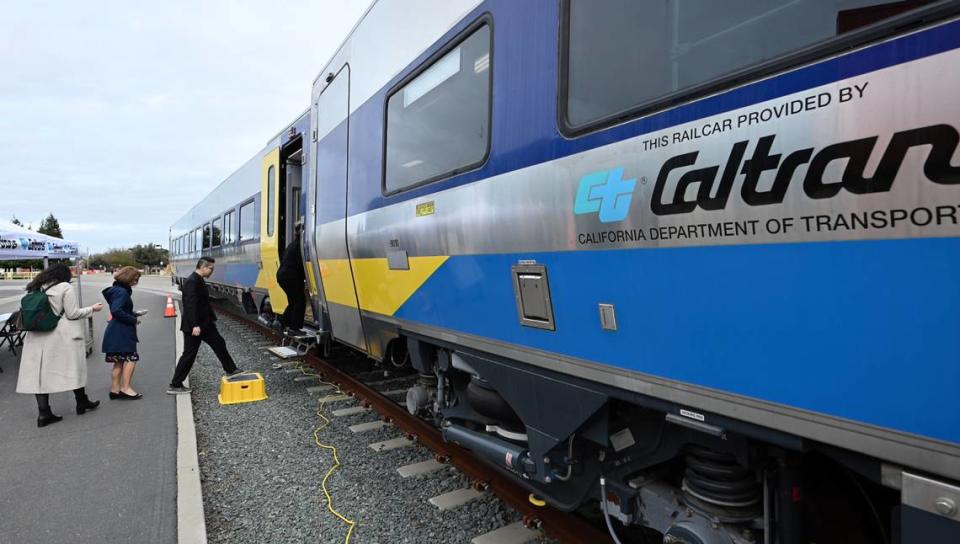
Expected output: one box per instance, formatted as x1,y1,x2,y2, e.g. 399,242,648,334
163,296,177,318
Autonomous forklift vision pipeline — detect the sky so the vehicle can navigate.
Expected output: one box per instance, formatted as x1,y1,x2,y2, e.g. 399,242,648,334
0,0,371,254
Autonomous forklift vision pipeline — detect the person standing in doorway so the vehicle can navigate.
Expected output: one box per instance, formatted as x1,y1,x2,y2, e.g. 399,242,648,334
16,264,104,426
276,221,306,333
167,257,242,394
101,266,143,400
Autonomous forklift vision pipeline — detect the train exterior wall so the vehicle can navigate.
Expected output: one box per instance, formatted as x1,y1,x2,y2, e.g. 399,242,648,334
307,0,960,479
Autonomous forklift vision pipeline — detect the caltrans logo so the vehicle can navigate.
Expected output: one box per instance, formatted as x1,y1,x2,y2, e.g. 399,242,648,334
573,167,636,223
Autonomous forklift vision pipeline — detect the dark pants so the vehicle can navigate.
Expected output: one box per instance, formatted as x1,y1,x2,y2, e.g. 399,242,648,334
279,281,306,330
170,323,237,387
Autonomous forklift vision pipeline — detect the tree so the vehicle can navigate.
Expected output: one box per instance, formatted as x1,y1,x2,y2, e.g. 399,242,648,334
38,213,63,239
88,248,137,269
130,244,169,267
11,215,23,226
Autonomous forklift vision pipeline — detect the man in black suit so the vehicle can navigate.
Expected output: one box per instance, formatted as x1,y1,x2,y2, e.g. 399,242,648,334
167,257,241,394
276,222,306,332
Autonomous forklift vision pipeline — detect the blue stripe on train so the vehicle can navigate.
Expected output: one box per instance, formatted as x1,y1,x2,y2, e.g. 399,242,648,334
337,2,960,217
214,263,259,287
394,237,960,444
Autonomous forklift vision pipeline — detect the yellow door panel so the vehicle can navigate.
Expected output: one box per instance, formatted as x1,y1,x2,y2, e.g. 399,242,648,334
318,258,359,308
305,261,318,296
317,256,448,315
351,256,449,316
258,148,288,313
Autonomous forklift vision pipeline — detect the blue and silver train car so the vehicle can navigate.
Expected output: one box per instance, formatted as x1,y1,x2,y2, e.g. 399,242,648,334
177,1,960,541
170,112,310,317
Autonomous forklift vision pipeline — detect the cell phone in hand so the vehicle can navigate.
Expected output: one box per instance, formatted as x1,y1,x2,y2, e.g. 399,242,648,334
135,309,149,316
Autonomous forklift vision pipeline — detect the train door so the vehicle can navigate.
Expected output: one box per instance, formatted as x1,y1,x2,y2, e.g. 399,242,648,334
259,149,289,314
281,136,312,323
312,64,367,351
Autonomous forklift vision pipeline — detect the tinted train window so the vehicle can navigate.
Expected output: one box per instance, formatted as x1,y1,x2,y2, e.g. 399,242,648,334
211,217,222,247
223,211,234,245
194,229,202,252
564,0,935,129
239,201,257,241
384,24,491,193
203,224,211,249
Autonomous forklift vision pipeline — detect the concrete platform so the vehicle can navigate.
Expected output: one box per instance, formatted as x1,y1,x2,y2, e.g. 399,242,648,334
0,275,178,543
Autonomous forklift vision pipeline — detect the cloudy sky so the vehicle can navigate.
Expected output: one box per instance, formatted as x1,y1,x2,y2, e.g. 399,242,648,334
0,0,371,253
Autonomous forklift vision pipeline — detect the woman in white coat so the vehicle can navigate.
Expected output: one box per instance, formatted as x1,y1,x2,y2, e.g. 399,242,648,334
17,264,104,427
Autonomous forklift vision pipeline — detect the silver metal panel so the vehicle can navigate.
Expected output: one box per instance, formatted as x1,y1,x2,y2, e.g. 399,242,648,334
385,316,960,480
510,264,555,331
328,301,367,351
345,42,960,258
902,472,960,521
310,0,484,141
311,65,367,352
386,249,409,270
598,303,617,331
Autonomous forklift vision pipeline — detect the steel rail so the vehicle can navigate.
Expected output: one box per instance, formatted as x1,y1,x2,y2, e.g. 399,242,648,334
216,306,611,544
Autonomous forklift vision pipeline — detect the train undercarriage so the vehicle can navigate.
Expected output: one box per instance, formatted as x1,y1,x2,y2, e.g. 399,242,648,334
398,337,898,544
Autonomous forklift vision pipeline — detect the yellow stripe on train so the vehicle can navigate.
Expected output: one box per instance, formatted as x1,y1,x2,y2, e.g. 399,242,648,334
318,256,448,315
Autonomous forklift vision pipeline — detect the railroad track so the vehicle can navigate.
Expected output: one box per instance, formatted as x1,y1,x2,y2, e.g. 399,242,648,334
216,306,611,544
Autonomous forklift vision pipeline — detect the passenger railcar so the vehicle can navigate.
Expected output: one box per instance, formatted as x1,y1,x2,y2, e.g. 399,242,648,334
170,112,310,318
173,1,960,541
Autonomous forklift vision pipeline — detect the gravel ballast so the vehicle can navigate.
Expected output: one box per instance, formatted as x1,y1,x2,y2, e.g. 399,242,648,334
189,318,547,543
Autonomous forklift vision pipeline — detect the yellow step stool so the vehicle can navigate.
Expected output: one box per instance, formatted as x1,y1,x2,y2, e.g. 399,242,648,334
218,372,268,405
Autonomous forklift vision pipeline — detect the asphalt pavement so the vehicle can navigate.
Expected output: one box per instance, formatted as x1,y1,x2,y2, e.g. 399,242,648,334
0,274,180,543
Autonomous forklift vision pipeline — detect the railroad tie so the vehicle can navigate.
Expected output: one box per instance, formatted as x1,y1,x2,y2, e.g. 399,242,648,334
348,420,388,433
331,406,370,417
293,375,318,383
368,436,414,452
397,458,445,478
318,394,351,404
306,384,336,395
428,488,484,511
471,522,540,544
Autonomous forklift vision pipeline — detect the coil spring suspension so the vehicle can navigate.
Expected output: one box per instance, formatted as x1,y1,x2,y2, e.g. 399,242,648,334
682,445,761,513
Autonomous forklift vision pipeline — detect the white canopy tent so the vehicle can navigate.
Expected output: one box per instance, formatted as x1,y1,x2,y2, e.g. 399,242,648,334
0,221,80,262
0,221,94,354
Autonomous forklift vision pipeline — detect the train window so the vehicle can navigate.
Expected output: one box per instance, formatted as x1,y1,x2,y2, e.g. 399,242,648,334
211,217,222,247
384,23,491,193
239,201,257,242
223,211,234,245
203,224,211,249
267,166,275,237
194,228,202,253
562,0,937,130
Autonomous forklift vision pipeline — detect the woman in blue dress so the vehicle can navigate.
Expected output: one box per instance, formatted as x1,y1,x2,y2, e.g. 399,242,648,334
101,266,143,399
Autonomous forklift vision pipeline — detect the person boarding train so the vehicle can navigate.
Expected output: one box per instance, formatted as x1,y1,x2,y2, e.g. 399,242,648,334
276,221,306,333
167,257,242,394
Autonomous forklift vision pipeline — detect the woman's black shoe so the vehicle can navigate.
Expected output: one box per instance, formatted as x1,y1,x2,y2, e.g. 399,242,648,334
37,413,63,427
109,392,121,400
118,392,143,400
76,399,101,414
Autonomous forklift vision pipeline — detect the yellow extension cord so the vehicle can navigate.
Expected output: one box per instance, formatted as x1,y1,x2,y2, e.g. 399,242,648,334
295,361,357,543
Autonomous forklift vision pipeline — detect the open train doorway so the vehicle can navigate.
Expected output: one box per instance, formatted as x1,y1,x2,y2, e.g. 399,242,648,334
279,133,303,252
